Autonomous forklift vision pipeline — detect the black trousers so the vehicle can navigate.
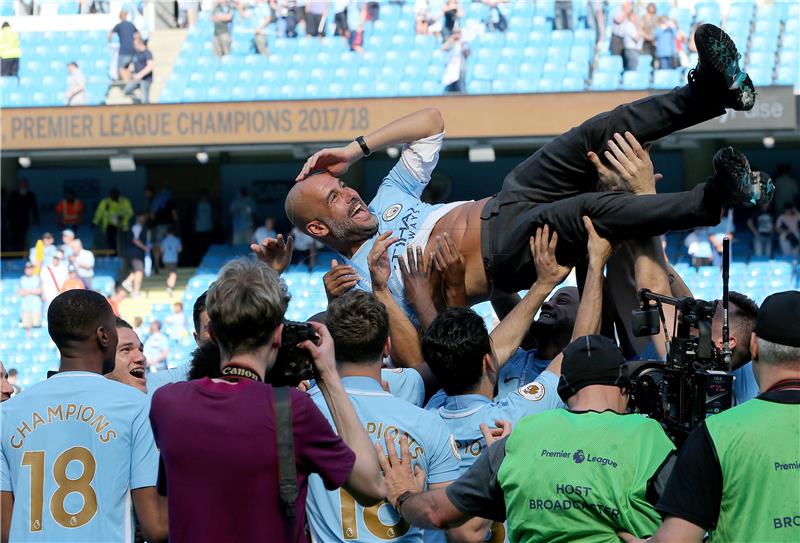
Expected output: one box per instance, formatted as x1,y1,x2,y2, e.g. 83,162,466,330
481,84,726,294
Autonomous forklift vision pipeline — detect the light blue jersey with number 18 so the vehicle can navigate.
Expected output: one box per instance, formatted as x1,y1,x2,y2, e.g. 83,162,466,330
0,371,159,542
306,376,461,543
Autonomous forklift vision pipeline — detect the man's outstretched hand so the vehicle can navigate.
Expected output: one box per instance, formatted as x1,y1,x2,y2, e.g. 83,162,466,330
251,234,293,274
323,259,359,301
588,131,662,195
367,231,400,292
296,142,361,181
583,216,615,265
530,225,572,289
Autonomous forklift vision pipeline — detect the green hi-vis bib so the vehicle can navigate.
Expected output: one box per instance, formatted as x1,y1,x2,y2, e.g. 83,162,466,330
497,410,674,542
706,398,800,542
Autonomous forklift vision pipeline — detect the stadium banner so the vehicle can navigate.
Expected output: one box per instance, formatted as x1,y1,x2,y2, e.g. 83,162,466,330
4,88,796,152
2,92,653,151
686,86,797,132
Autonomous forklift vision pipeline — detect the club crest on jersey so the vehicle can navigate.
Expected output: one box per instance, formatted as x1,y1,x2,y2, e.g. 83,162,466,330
449,434,462,461
519,381,545,401
383,204,403,221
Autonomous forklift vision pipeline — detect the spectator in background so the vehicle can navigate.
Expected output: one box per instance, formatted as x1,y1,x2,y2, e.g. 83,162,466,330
65,61,87,105
0,22,20,78
483,0,507,33
61,265,86,292
122,212,148,298
123,36,154,104
28,232,57,269
772,164,799,212
18,261,43,335
363,0,379,21
622,10,642,71
610,0,631,57
93,188,134,253
252,217,277,245
143,320,169,372
6,180,39,252
165,301,188,340
230,187,255,245
194,189,214,255
133,316,148,341
40,251,68,312
161,225,182,296
107,285,127,316
60,228,76,258
146,185,178,275
55,189,84,228
747,203,774,257
442,27,469,92
441,0,462,41
254,2,272,56
654,16,677,69
776,201,800,256
415,1,437,37
212,0,234,57
347,22,365,53
178,0,200,28
640,2,658,58
131,2,150,43
709,207,734,266
333,0,350,36
291,225,316,271
554,0,572,30
306,0,328,37
69,238,95,288
271,0,300,38
109,8,139,80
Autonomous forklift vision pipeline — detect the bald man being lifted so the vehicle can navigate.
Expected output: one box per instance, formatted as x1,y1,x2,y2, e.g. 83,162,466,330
280,25,772,313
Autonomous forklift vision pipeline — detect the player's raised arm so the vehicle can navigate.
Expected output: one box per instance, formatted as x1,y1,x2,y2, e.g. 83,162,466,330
296,108,444,181
490,225,572,366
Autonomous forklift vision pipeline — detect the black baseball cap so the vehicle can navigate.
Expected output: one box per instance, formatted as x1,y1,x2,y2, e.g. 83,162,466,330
557,335,628,402
754,291,800,348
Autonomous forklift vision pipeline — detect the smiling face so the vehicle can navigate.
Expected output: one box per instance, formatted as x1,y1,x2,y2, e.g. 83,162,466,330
106,327,147,392
535,286,580,332
286,173,378,243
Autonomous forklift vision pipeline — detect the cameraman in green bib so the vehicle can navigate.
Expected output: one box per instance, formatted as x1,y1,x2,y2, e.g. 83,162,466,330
621,290,800,543
381,334,677,542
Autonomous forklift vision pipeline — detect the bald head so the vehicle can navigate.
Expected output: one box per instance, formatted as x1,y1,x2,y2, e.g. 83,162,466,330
285,173,377,244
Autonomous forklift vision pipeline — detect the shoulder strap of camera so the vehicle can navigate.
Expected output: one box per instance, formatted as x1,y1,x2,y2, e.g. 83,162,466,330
274,386,298,539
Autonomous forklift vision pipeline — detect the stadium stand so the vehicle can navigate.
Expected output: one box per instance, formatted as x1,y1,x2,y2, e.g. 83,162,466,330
0,0,798,107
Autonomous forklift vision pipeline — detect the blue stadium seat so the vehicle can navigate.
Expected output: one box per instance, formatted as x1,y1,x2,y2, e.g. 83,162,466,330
471,63,495,80
419,80,440,96
350,81,370,97
561,76,584,92
545,45,569,65
504,31,526,46
527,31,550,48
550,30,573,49
775,65,797,85
569,45,593,64
518,62,541,82
750,35,778,55
695,2,722,26
566,60,590,79
747,51,773,70
495,63,514,79
499,46,519,62
590,72,619,91
652,69,682,89
748,67,773,86
537,76,562,93
467,80,491,94
541,61,565,79
232,85,255,101
491,80,513,94
327,82,347,97
622,70,650,90
727,2,755,24
597,55,623,74
637,55,653,72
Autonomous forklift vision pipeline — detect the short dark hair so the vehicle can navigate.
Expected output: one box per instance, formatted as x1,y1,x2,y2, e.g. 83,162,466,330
48,290,114,348
67,61,78,68
188,341,222,380
115,317,132,329
8,368,17,377
729,291,759,363
327,291,389,364
422,307,491,396
193,290,208,334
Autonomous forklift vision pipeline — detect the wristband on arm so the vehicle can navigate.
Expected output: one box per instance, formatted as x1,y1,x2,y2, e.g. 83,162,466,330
355,135,372,157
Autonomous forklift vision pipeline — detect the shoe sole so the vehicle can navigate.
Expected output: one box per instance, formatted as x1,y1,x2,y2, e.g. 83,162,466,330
754,172,775,206
714,147,756,205
695,24,747,90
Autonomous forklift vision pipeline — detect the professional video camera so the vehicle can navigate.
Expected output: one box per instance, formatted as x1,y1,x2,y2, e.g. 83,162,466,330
624,240,735,445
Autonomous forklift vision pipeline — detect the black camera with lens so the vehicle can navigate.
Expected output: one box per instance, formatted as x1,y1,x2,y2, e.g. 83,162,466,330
625,289,733,446
268,321,318,387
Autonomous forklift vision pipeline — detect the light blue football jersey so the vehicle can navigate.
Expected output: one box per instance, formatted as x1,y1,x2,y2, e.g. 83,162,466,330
306,376,460,543
496,348,551,400
0,371,159,542
340,134,450,318
146,362,190,395
434,370,564,471
732,361,759,404
380,367,425,407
